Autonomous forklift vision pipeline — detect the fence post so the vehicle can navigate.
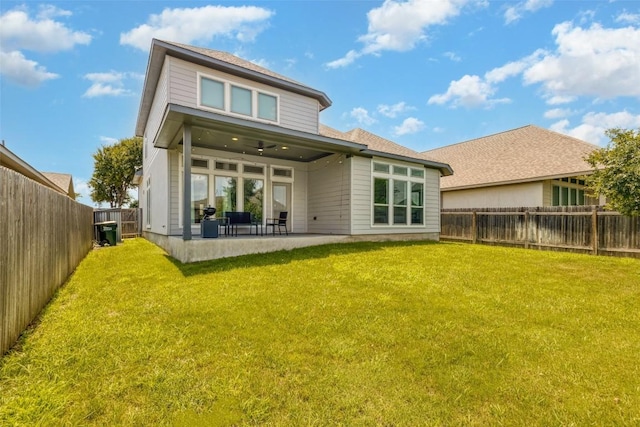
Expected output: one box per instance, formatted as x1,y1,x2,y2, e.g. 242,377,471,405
592,206,599,255
472,211,478,244
524,210,530,249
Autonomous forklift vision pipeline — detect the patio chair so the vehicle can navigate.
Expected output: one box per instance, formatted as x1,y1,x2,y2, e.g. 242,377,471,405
266,211,288,235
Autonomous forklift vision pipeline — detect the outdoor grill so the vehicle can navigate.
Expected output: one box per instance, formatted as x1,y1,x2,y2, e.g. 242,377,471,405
203,206,217,221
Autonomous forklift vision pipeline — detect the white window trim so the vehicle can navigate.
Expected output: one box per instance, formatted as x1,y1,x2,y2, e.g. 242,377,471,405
178,154,267,228
197,72,280,125
371,161,426,227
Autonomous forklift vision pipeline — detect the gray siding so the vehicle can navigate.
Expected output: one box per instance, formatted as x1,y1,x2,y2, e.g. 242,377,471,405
307,155,351,234
424,168,440,233
350,155,373,233
167,57,320,134
146,62,169,145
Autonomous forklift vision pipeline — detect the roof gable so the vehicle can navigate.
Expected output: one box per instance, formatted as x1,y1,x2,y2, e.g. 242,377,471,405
422,125,598,190
136,39,331,136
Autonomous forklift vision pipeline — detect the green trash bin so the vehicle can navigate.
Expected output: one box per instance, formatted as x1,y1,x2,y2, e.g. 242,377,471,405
95,221,118,246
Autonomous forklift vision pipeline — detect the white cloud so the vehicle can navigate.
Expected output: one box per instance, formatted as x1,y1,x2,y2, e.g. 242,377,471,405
504,0,553,25
73,178,91,204
377,101,414,118
0,50,58,87
428,74,510,108
325,50,361,69
326,0,472,68
430,20,640,109
348,107,377,126
82,71,135,98
394,117,425,136
523,22,640,99
0,6,91,52
550,110,640,145
616,12,640,25
543,108,573,119
120,5,273,51
0,5,90,88
443,51,461,62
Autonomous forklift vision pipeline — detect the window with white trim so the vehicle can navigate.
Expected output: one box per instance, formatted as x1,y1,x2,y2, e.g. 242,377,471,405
552,178,587,206
179,155,268,225
198,73,279,123
372,162,425,226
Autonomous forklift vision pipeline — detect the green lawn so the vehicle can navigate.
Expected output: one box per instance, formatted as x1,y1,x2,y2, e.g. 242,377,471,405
1,239,639,426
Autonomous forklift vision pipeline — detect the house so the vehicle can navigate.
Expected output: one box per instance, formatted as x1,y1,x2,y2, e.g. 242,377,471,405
422,125,601,209
0,144,72,197
135,39,452,261
42,172,75,198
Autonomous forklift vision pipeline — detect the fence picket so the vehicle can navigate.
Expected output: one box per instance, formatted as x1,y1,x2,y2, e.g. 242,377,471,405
441,206,639,258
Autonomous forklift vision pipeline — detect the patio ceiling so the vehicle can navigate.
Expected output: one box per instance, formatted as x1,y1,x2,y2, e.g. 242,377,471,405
156,104,367,163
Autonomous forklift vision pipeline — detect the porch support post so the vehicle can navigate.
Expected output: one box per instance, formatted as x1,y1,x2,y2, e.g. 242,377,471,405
182,124,192,240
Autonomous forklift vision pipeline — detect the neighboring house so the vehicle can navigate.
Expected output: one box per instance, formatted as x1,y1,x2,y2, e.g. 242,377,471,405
42,172,75,199
135,39,452,251
422,125,601,209
0,144,71,197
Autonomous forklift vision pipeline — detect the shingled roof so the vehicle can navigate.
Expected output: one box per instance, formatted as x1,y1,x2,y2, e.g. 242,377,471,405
42,172,75,197
165,41,306,89
422,125,598,190
320,125,422,158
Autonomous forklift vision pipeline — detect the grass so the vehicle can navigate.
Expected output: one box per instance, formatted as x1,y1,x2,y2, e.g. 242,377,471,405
1,238,639,426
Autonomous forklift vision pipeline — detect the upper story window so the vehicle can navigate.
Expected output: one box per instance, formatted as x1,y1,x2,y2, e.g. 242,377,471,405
198,73,279,124
201,77,224,110
258,93,277,121
231,85,252,116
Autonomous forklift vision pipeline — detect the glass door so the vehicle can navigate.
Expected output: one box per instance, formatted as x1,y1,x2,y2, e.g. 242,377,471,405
272,183,291,231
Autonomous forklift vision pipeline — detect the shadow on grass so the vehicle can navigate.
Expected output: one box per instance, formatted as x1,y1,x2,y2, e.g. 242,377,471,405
166,239,442,277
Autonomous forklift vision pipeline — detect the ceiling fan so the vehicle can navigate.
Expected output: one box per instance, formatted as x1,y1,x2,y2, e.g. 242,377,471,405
247,140,276,153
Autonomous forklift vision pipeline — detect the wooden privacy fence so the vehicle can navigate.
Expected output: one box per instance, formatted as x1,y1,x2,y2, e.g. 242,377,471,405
1,167,94,355
441,206,640,258
93,208,142,241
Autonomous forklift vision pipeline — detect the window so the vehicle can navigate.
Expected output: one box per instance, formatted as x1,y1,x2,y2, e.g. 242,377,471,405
215,176,237,214
272,167,293,178
231,85,252,116
373,162,390,173
411,182,424,224
411,168,424,178
393,180,407,224
393,166,408,176
201,77,224,110
199,74,279,122
191,174,209,224
372,161,425,226
215,161,238,172
258,93,277,121
552,182,586,206
192,158,209,169
374,178,389,225
243,178,264,222
243,165,264,175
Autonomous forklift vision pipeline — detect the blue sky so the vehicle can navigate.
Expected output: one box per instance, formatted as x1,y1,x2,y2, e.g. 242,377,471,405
1,0,639,205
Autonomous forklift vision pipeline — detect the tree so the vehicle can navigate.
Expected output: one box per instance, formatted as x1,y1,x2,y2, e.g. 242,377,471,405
89,137,142,208
585,128,640,216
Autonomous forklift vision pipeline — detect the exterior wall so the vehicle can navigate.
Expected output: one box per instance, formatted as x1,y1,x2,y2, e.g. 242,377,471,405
307,154,351,234
442,182,544,209
145,61,169,148
350,156,441,235
424,168,441,233
142,62,171,236
166,56,320,134
142,149,170,235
